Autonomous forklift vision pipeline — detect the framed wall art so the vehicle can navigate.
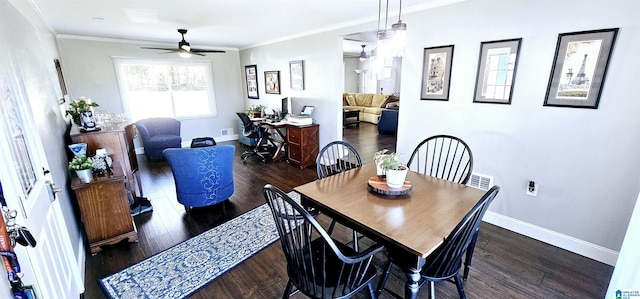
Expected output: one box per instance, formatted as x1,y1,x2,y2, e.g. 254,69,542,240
264,71,281,94
544,28,618,109
289,60,304,90
54,59,68,104
421,45,454,101
245,65,259,99
473,38,522,104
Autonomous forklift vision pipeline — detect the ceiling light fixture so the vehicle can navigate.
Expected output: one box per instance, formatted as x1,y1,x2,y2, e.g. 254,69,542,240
359,45,367,61
391,0,407,57
376,0,407,58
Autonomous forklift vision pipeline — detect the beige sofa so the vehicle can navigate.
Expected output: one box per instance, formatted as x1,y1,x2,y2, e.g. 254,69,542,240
342,93,399,124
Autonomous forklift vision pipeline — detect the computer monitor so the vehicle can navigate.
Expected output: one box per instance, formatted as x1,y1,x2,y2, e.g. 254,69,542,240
281,97,291,118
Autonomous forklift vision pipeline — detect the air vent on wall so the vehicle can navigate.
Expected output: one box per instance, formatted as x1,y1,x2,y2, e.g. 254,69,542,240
468,172,494,191
221,128,233,136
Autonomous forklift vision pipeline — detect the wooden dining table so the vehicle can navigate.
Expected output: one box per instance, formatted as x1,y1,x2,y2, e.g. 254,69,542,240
293,163,486,299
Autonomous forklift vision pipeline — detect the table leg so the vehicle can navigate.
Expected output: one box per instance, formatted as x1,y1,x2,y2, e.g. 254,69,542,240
405,269,421,299
271,126,287,161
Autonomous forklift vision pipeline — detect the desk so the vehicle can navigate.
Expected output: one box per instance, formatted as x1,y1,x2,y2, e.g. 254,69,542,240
293,163,485,299
259,120,287,161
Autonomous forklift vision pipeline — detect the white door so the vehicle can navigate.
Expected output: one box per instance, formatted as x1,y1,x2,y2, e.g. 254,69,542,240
0,72,82,297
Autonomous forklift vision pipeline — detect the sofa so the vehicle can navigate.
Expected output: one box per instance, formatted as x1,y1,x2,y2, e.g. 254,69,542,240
136,117,182,161
342,93,399,124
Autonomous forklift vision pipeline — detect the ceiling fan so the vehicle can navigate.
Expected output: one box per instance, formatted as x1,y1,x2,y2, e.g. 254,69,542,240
141,29,225,57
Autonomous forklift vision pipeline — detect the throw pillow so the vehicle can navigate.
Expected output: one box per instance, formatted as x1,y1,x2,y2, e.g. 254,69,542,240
372,94,389,108
346,94,357,106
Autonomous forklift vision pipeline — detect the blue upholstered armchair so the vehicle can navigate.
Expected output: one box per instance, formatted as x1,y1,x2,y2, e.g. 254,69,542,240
136,118,182,161
377,107,399,134
163,145,235,211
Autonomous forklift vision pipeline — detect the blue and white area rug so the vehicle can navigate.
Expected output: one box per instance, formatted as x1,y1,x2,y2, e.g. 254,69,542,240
99,192,299,299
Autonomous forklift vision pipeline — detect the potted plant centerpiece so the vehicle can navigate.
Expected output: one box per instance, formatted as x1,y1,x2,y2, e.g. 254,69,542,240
65,96,99,128
377,152,408,188
69,156,94,183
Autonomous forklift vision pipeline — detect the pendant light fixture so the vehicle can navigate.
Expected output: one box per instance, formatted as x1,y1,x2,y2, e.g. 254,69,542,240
376,0,407,58
391,0,407,57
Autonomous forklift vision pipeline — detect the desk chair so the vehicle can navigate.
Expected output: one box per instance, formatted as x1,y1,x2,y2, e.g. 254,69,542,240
376,186,500,299
316,141,364,251
407,135,478,280
263,184,384,299
236,112,275,164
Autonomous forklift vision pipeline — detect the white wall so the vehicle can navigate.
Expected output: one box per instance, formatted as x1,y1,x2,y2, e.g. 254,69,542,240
56,38,245,144
1,0,83,294
343,57,359,93
395,0,640,261
239,33,344,145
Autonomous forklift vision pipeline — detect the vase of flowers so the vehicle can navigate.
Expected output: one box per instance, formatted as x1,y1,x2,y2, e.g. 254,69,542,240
377,152,408,188
65,96,99,126
69,156,94,183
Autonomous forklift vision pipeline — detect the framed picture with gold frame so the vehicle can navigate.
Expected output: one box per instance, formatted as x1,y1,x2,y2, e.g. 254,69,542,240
264,70,281,94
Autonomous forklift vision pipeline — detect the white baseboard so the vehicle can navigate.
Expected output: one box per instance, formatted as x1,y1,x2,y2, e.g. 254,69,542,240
483,211,619,266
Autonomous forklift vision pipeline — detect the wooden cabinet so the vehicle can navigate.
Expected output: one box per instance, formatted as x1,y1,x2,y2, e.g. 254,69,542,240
70,166,137,254
286,124,319,169
70,123,136,195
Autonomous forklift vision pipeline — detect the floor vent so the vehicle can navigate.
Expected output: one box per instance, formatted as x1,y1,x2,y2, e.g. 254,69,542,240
468,172,494,191
221,128,233,136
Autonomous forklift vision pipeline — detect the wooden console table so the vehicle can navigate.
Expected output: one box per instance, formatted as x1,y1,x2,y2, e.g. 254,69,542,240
70,165,137,254
70,123,137,196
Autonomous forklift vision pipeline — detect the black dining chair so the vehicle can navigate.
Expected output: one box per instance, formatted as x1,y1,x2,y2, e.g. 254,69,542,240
316,141,364,251
263,184,384,299
375,186,500,299
407,134,478,280
236,112,275,163
407,135,473,185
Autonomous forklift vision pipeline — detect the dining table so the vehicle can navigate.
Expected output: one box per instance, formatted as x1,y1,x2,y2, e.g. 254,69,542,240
293,163,486,299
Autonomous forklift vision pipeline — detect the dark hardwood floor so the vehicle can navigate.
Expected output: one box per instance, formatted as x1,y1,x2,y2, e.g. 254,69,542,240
83,123,612,298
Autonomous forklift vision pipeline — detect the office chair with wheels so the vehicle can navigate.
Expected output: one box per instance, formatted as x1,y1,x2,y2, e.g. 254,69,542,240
236,112,275,164
408,134,478,280
376,186,500,299
316,141,364,251
263,184,384,299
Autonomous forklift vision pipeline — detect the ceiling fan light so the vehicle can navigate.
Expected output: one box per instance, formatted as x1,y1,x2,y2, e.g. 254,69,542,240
179,49,192,58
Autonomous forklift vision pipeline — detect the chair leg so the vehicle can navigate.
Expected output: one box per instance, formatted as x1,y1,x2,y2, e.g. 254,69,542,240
454,273,466,299
375,260,393,297
327,219,337,235
368,283,377,299
428,281,436,299
282,280,294,299
463,229,479,280
184,205,192,213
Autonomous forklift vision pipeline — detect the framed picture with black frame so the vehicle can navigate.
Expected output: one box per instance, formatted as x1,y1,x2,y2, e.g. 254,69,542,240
420,45,454,101
473,38,522,104
544,28,618,109
245,65,259,99
264,71,281,94
289,60,304,90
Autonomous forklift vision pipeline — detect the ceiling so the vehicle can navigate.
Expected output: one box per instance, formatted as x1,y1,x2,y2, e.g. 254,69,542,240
28,0,460,51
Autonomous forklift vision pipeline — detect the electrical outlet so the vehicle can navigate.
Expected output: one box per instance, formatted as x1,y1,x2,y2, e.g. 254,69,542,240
526,181,538,196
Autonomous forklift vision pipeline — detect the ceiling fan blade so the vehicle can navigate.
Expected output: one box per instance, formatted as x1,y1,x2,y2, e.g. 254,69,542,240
191,49,226,53
141,47,179,52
